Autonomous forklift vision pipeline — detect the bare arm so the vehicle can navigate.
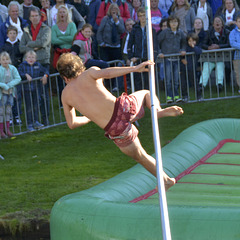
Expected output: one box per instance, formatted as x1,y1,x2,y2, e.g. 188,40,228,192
88,60,154,80
63,101,91,129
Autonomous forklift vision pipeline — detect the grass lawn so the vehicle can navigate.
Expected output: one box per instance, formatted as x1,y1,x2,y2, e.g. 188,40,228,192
0,98,239,233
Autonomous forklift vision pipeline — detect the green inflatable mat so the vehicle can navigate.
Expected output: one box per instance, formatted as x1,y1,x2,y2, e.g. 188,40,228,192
50,118,240,240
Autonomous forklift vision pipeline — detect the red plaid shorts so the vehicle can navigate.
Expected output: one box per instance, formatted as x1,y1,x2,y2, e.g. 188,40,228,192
104,93,145,148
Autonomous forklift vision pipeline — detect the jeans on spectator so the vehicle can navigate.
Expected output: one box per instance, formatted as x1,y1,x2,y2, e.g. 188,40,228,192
199,62,224,87
164,58,179,98
85,59,108,69
40,81,50,125
41,64,50,125
23,87,39,126
159,62,164,81
233,60,240,88
0,94,14,122
12,84,22,118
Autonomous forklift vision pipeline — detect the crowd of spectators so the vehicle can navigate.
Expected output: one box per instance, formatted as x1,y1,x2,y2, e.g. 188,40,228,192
0,0,240,137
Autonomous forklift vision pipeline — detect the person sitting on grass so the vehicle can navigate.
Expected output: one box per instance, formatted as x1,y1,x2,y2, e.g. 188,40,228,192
0,51,21,138
57,53,184,190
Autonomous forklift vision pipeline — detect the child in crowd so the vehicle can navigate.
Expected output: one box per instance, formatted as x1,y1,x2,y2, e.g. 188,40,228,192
180,32,202,101
0,26,23,125
71,23,108,69
157,18,168,83
128,7,158,90
18,51,49,132
158,15,186,103
0,52,21,138
229,16,240,93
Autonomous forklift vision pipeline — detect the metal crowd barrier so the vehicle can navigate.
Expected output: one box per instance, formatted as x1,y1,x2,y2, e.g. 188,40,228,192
128,48,239,104
3,49,240,138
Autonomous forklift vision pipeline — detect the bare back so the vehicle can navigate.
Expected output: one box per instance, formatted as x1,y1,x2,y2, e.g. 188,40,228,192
61,68,116,129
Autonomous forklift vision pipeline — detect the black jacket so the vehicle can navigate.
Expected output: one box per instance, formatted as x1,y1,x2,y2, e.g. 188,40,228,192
201,26,230,50
0,40,23,68
127,23,158,61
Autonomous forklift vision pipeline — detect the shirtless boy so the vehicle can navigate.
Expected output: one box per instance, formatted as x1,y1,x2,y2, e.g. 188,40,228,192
57,53,184,190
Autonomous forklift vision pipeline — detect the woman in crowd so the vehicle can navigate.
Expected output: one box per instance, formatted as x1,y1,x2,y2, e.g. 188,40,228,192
189,17,206,47
51,5,77,105
51,5,77,51
191,0,213,31
128,0,142,22
97,3,125,62
219,0,240,31
170,0,195,35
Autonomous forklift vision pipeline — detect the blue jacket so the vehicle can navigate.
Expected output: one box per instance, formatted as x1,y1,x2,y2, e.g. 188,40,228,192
88,0,101,32
0,16,28,49
18,61,49,91
0,64,21,100
229,26,240,60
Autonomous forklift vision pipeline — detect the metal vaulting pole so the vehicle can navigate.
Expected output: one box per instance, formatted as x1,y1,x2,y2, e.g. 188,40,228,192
145,1,172,240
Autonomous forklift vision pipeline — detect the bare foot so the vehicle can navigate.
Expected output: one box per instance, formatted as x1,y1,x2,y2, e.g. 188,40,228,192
155,177,176,192
165,177,176,191
157,106,184,118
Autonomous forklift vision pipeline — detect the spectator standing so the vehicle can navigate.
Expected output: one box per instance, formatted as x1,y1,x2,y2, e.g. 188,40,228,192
71,23,108,69
121,18,135,65
50,0,85,29
96,0,130,26
170,0,195,35
128,0,142,22
229,15,240,93
0,1,28,49
40,0,52,26
111,18,135,91
97,3,125,62
158,15,186,103
19,6,51,126
18,51,49,132
52,4,77,103
191,0,213,31
151,0,168,32
70,0,89,22
180,32,202,101
0,52,21,138
219,0,240,31
19,0,36,21
189,17,206,47
0,26,23,125
51,5,77,50
157,18,168,82
199,16,230,90
128,7,158,90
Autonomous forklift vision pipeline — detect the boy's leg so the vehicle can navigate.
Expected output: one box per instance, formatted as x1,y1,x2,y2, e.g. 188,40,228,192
130,90,183,120
119,136,175,190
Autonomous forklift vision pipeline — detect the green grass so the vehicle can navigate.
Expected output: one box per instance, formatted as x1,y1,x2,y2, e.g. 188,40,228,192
0,98,240,218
